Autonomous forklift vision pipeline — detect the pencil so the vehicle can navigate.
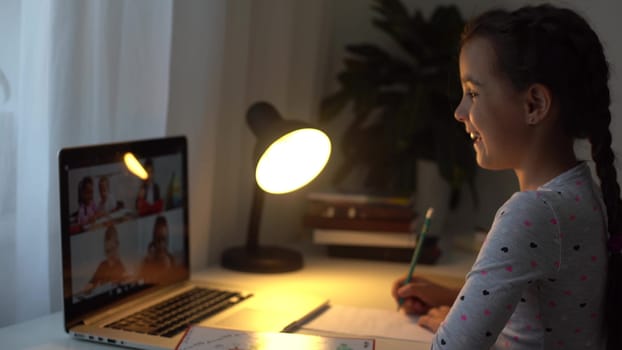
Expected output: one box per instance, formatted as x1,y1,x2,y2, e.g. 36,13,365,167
397,207,434,311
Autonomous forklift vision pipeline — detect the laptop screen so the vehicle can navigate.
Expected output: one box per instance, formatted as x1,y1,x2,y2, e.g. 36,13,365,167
58,136,190,327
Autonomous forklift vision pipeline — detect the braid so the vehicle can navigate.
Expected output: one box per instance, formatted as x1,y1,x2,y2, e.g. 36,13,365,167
538,7,622,349
542,8,622,349
591,120,621,234
567,10,622,350
587,47,622,350
586,51,622,347
592,125,622,350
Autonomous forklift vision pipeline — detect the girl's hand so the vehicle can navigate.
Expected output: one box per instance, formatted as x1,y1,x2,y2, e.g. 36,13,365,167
391,275,459,315
418,306,450,332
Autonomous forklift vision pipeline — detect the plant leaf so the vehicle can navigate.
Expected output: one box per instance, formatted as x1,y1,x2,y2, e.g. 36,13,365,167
320,1,475,203
319,90,350,122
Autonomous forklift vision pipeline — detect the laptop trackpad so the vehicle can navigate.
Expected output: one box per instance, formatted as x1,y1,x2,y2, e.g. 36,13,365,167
213,308,290,331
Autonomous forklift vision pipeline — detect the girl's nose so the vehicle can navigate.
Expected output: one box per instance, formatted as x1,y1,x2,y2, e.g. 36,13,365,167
454,100,467,122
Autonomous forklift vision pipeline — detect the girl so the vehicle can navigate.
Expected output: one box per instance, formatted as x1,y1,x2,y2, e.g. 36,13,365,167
77,176,98,226
82,225,128,294
392,4,621,349
97,175,123,214
137,215,175,284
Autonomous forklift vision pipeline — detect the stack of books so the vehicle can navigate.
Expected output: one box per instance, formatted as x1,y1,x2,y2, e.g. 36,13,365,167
303,192,422,262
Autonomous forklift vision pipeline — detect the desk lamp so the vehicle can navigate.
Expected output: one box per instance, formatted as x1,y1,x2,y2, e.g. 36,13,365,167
221,101,331,273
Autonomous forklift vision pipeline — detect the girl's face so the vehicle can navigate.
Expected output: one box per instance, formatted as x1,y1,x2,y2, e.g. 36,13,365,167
153,224,169,254
454,37,531,170
83,181,94,203
99,180,109,200
104,239,119,260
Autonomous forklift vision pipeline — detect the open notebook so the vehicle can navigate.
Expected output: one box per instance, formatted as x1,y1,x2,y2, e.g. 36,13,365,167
58,136,328,350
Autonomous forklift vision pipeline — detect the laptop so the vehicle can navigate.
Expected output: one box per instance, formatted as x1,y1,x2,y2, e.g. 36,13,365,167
58,135,328,350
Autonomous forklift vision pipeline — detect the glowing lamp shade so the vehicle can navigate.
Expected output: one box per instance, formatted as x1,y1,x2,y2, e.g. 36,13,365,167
221,101,332,273
256,128,331,194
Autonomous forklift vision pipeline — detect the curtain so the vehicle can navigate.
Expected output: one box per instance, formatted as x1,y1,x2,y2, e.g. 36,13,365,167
1,0,173,327
0,0,21,328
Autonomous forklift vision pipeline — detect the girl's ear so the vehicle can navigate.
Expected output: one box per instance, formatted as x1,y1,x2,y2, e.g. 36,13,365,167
524,83,553,125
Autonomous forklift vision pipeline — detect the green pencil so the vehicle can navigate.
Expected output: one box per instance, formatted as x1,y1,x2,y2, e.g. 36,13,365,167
397,207,434,311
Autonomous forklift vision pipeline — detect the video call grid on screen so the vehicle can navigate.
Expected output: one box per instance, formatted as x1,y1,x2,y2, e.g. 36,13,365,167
59,138,189,311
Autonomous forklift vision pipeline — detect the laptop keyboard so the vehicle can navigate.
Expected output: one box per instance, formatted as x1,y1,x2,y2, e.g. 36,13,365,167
105,287,250,337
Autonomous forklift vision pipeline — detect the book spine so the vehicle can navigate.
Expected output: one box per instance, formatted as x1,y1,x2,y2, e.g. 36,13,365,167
312,229,417,248
326,245,415,263
307,192,412,206
304,215,416,232
325,244,442,265
306,200,416,221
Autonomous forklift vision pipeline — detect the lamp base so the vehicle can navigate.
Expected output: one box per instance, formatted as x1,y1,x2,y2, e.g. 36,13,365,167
221,245,303,273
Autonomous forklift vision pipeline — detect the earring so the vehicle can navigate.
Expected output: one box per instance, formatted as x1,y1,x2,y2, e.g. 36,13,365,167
528,118,537,125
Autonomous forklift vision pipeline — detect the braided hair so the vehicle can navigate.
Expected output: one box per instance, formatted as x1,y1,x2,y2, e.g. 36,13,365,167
460,5,621,349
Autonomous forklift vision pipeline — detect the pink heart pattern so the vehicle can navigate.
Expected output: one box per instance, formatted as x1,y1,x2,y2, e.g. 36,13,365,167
432,167,606,349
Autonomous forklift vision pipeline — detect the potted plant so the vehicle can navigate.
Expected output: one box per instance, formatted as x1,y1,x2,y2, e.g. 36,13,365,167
320,0,476,209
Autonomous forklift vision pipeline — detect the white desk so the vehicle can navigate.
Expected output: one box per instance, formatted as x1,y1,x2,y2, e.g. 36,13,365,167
0,245,475,350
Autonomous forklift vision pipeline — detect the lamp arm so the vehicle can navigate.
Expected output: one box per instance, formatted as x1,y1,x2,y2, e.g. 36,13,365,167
245,183,264,250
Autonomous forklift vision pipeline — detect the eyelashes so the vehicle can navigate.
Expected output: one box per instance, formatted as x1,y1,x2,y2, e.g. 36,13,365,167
461,85,479,100
466,91,479,99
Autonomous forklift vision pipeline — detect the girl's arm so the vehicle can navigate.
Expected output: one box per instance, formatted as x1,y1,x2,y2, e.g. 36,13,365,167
431,192,557,349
